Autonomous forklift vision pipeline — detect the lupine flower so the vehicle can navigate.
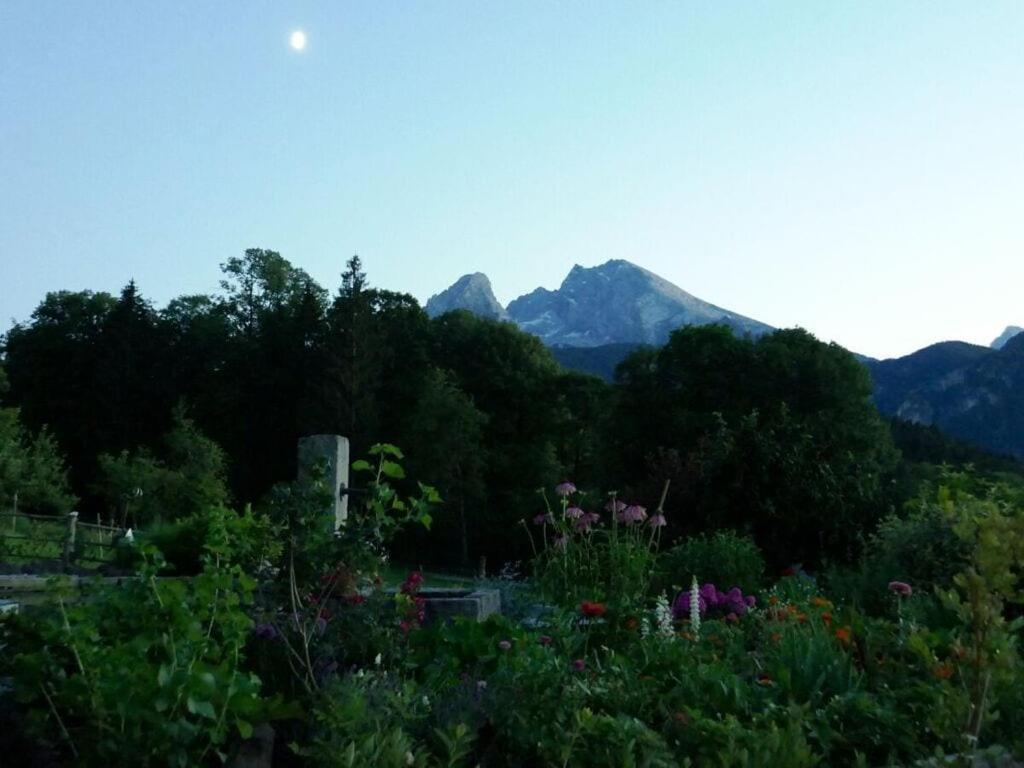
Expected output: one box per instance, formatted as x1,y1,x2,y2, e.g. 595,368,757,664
572,659,586,672
648,513,667,528
653,592,674,638
888,581,912,597
555,482,577,497
498,640,512,651
566,506,585,519
689,577,701,634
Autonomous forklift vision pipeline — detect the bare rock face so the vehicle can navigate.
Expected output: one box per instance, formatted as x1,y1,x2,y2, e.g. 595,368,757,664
425,273,509,321
991,325,1023,350
506,259,772,347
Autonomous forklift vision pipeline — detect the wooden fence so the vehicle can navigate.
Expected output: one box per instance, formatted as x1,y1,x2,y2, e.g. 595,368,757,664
0,511,128,570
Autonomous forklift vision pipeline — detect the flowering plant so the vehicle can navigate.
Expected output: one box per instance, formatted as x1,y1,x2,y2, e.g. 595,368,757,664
523,481,671,607
673,583,756,622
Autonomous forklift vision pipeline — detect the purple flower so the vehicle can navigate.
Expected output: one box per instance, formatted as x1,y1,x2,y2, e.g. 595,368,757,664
648,513,667,528
619,504,647,524
888,581,912,597
566,506,585,519
554,534,569,551
745,595,756,607
571,659,585,672
532,513,552,526
253,622,280,641
555,482,577,497
605,499,627,514
575,512,601,533
498,640,512,651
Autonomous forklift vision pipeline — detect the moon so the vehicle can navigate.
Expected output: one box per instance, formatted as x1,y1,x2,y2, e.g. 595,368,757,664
289,30,307,51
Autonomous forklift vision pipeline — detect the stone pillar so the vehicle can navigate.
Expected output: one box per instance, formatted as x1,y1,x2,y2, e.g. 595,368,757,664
297,435,350,529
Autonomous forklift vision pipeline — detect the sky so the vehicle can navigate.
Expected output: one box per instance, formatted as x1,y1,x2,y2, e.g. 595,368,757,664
1,2,1021,360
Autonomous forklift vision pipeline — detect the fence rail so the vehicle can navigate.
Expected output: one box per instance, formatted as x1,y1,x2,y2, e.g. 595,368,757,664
0,511,131,570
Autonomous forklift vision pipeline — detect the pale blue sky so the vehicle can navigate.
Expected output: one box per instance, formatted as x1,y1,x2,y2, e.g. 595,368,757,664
1,2,1021,359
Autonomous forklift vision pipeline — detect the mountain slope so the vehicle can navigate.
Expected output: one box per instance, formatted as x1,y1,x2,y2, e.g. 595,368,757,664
425,273,508,321
506,260,772,347
991,325,1023,349
869,336,1024,459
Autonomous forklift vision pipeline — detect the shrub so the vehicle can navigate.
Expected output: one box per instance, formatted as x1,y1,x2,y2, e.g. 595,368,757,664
654,530,765,596
0,507,275,767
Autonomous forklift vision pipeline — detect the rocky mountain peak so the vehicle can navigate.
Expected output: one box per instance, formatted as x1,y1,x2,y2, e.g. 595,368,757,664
991,326,1024,350
424,273,508,321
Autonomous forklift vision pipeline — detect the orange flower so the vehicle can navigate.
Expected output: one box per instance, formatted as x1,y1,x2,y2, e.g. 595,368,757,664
820,612,832,625
680,630,695,641
625,617,639,631
770,632,782,643
835,626,852,645
756,675,773,686
934,663,955,680
580,601,606,618
796,612,808,623
810,597,832,608
768,595,779,606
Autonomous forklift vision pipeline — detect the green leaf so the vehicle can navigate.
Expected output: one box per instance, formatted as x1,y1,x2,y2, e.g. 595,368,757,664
419,513,433,530
380,461,406,479
370,443,404,459
187,696,217,720
237,719,253,739
351,459,373,472
157,664,171,687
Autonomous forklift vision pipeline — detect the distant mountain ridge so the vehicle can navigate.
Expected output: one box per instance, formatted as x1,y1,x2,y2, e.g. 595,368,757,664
992,326,1023,349
427,259,773,347
868,335,1024,459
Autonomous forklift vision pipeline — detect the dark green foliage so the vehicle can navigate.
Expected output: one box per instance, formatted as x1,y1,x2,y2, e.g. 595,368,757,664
0,367,76,515
610,325,900,567
655,531,765,596
0,508,275,767
93,406,231,527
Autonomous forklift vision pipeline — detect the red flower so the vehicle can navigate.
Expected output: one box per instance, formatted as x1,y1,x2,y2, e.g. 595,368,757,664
580,601,606,618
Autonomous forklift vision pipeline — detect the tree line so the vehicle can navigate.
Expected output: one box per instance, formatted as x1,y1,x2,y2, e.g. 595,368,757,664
0,248,959,569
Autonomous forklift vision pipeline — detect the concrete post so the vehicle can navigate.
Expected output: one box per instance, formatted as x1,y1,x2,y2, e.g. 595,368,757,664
62,511,78,571
297,435,350,530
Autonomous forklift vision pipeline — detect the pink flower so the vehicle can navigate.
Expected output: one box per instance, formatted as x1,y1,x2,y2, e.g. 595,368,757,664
532,513,552,526
575,512,601,533
888,581,912,597
555,482,577,497
619,504,647,524
648,513,667,528
566,506,585,519
554,534,569,551
605,499,627,514
498,640,512,651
